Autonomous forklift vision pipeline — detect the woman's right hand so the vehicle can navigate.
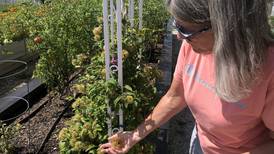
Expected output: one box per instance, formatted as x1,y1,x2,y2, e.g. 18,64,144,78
99,131,140,154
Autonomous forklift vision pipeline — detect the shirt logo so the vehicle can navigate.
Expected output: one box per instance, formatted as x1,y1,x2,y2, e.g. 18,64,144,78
185,64,247,109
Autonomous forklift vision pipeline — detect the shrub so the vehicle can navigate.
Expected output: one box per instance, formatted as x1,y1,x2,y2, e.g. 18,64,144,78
0,122,21,154
28,0,102,91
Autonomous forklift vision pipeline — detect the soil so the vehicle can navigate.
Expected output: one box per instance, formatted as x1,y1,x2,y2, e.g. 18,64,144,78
0,56,71,153
9,69,83,154
14,92,73,154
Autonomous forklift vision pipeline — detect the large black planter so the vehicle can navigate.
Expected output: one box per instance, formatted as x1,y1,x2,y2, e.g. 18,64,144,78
0,96,29,124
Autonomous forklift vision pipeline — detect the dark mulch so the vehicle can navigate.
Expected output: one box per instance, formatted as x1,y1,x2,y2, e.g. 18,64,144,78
13,92,73,154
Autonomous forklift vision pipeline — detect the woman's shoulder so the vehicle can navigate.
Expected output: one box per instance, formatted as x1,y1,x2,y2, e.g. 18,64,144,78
180,41,206,58
180,41,192,54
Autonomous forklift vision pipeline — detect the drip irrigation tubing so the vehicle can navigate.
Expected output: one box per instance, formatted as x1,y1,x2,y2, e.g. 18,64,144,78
18,68,84,124
18,99,48,124
35,95,78,154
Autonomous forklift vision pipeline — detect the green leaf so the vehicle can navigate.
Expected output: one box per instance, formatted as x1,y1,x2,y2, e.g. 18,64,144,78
86,144,96,151
124,85,133,91
114,95,123,105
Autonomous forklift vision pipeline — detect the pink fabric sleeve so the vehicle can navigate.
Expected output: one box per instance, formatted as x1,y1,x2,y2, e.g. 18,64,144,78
262,73,274,131
173,41,187,81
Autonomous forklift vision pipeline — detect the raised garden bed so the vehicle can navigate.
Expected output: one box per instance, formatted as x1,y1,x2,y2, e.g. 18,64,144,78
0,1,170,153
0,38,167,153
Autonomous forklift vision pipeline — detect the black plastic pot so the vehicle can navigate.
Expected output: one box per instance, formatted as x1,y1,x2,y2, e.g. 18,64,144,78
0,96,29,124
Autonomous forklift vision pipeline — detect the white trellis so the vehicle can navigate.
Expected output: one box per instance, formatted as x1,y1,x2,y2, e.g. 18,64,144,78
128,0,134,28
102,0,143,136
138,0,143,29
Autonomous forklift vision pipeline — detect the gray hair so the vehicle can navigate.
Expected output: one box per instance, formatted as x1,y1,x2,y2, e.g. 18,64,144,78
166,0,210,24
167,0,273,102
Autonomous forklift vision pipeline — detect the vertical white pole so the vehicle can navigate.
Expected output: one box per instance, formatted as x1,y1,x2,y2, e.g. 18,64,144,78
103,0,111,80
128,0,131,21
116,0,124,131
110,0,115,48
138,0,143,30
103,0,112,136
129,0,134,28
121,0,124,13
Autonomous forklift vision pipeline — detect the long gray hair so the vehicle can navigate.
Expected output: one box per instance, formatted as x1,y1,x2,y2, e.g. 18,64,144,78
166,0,273,102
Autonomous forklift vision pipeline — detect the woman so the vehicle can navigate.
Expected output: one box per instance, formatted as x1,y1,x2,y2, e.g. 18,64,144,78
100,0,274,153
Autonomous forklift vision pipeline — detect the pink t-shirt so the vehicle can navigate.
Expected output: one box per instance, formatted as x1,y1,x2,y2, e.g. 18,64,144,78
173,41,274,154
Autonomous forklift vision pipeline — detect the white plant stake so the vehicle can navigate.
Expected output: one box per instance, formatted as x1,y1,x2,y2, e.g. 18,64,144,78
103,0,143,136
103,0,112,136
116,0,124,131
103,0,111,81
103,0,124,136
116,0,123,94
110,0,115,48
128,0,135,28
138,0,143,29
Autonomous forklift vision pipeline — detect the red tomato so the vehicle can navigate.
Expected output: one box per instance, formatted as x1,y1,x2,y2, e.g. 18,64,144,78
34,36,43,44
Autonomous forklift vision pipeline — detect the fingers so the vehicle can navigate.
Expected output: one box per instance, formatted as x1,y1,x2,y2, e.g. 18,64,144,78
99,148,117,154
111,148,125,154
99,143,113,154
99,131,130,154
109,148,119,154
100,143,112,149
99,143,123,154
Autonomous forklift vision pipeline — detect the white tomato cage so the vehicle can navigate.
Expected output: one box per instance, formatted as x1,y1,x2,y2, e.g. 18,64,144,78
102,0,143,136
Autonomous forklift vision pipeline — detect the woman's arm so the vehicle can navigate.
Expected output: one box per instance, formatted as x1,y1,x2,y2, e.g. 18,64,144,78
131,77,187,143
100,77,187,153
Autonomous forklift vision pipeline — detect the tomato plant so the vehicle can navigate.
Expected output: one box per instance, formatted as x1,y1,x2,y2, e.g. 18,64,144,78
28,0,102,91
0,3,36,45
